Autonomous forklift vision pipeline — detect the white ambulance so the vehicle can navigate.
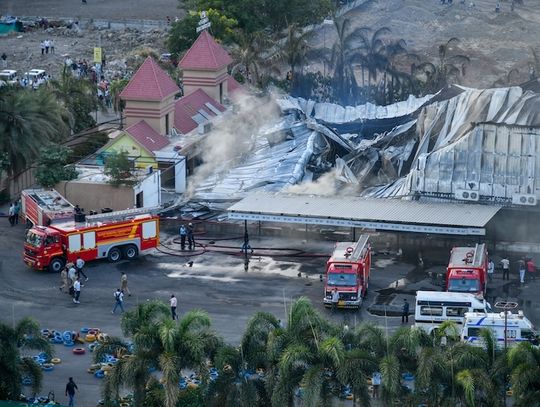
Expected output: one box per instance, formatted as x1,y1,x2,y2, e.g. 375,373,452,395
461,311,538,348
414,291,491,334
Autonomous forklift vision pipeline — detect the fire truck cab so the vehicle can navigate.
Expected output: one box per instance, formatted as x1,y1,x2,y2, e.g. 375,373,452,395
24,209,160,272
323,235,371,309
446,244,488,296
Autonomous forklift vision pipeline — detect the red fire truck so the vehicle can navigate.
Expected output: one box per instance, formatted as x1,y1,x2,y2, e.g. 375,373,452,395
323,235,371,309
24,208,160,272
446,244,488,296
21,189,76,227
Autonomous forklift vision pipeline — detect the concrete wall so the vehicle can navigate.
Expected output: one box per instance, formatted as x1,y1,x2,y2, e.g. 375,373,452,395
56,181,134,213
182,67,228,103
133,170,161,207
123,97,175,136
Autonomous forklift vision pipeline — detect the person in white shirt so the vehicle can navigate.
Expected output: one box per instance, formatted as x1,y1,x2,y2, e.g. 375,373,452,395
170,294,178,320
112,289,124,314
487,259,495,281
76,256,88,281
73,278,81,303
67,263,77,292
500,257,510,280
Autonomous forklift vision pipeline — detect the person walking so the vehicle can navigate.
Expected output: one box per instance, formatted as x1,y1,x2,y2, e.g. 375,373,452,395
179,224,187,250
501,256,510,280
8,202,15,226
111,289,124,314
13,200,20,224
331,287,340,312
170,294,178,320
50,39,55,54
187,223,195,251
518,259,526,284
1,52,6,68
75,256,88,281
120,272,131,296
65,377,78,407
487,259,494,282
401,299,410,323
59,267,69,293
527,257,536,281
67,263,77,296
40,41,45,55
72,277,81,304
372,371,382,398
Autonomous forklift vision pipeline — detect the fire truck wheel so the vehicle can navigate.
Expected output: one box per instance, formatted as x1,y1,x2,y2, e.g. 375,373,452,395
48,258,65,273
122,245,138,260
107,247,122,263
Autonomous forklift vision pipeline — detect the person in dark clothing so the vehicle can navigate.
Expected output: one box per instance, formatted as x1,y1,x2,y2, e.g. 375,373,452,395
187,223,195,251
65,377,78,407
401,299,410,323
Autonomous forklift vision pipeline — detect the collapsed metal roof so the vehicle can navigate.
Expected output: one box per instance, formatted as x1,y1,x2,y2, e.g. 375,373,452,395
192,85,540,213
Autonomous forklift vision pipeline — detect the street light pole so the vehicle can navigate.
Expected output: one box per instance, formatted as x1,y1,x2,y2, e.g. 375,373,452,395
495,300,518,406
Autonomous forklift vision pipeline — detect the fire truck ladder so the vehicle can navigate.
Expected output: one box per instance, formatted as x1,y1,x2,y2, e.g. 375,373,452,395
85,206,161,223
471,243,485,266
348,235,369,261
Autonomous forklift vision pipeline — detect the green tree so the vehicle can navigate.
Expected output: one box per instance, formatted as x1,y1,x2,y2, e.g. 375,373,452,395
0,86,70,174
0,317,52,401
48,67,101,133
35,145,78,188
104,150,133,187
508,342,540,406
167,10,238,57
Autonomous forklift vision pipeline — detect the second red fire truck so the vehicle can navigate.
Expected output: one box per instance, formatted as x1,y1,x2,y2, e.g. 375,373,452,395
323,235,371,309
446,244,488,296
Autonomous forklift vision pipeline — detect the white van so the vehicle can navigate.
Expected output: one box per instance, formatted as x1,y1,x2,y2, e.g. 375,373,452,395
461,311,538,348
0,69,18,84
414,291,491,334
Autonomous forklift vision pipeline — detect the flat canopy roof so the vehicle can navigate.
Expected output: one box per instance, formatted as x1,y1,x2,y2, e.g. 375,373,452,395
228,193,501,236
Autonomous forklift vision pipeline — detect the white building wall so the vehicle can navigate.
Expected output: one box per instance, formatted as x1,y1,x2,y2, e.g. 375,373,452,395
133,170,161,207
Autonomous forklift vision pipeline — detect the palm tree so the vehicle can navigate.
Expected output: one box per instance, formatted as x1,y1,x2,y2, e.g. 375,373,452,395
97,300,170,406
329,18,367,105
230,31,271,86
0,317,52,401
508,342,540,406
415,38,470,93
158,310,221,407
48,66,101,132
0,86,70,174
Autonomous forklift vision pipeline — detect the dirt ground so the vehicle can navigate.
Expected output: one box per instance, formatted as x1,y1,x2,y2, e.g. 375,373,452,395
2,0,540,91
2,0,181,21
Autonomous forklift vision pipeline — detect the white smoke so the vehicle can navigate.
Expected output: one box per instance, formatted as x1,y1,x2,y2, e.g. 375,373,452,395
284,168,360,196
185,92,282,198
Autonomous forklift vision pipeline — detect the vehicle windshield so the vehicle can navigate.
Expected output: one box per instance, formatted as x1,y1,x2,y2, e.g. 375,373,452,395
25,231,44,247
448,278,480,293
327,273,357,287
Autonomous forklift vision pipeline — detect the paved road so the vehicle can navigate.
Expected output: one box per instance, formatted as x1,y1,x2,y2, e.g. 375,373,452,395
1,217,538,405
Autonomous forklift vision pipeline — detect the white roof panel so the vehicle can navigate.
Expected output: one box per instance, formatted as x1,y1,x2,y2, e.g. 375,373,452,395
228,193,500,228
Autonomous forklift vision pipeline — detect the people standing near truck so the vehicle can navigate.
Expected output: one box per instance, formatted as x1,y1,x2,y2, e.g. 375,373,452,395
65,377,78,407
13,200,20,224
72,278,81,304
401,299,410,323
487,259,495,282
170,294,178,320
120,272,131,296
111,289,124,314
518,259,526,284
331,288,340,312
187,223,195,251
0,52,6,68
75,256,88,281
59,267,69,293
501,256,510,280
7,203,15,226
179,224,187,250
527,257,536,281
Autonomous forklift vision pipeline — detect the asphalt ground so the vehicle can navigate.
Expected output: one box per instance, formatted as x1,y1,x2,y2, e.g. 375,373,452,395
1,217,539,405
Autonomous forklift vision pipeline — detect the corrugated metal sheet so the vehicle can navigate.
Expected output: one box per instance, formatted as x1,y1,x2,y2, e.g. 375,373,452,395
228,193,500,228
